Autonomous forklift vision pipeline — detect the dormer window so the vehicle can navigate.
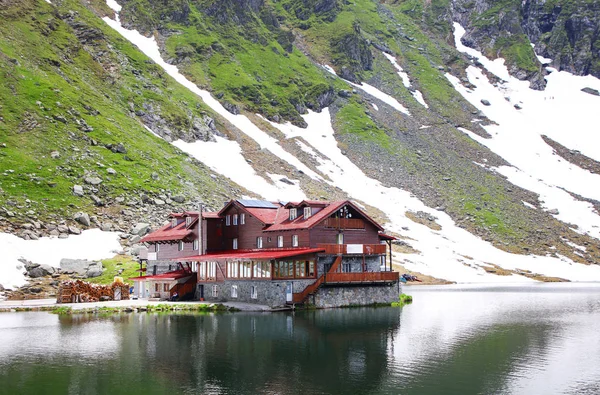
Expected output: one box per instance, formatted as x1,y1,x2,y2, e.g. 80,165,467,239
171,218,177,228
226,215,231,226
289,208,297,221
185,217,192,227
303,207,311,219
233,214,238,225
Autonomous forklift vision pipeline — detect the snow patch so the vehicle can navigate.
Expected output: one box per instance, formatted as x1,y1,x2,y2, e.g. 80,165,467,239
0,230,121,289
448,22,600,239
270,110,600,282
173,137,306,202
102,8,321,188
383,52,429,108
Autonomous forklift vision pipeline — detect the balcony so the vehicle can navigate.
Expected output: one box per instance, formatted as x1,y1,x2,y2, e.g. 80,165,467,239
317,243,387,255
325,271,399,283
322,218,365,229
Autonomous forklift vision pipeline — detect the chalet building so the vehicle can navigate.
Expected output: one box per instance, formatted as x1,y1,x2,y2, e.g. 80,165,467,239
132,199,400,308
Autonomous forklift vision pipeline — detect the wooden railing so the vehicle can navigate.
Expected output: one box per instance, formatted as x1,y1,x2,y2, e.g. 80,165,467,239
325,271,399,283
292,275,325,303
318,244,387,255
323,218,365,229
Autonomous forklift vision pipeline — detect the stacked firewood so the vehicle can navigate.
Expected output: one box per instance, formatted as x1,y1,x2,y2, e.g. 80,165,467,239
56,280,130,304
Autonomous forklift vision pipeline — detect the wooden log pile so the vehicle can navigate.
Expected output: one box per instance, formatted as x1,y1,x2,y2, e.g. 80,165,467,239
56,280,130,304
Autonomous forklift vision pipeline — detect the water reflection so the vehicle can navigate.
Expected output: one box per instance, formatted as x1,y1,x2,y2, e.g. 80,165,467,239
1,284,599,395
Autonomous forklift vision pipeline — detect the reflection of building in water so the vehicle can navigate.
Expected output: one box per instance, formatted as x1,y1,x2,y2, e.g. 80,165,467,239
130,308,401,394
134,199,400,308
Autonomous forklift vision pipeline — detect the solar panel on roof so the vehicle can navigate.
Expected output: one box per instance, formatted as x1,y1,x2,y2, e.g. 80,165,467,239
237,199,278,209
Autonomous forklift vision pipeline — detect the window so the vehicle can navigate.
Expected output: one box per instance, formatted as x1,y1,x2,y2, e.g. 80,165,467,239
256,237,263,249
240,213,245,225
292,234,298,247
178,240,184,251
231,285,238,298
171,218,177,228
233,214,238,225
253,261,271,278
155,283,159,292
343,263,352,273
208,262,216,279
304,207,312,219
277,235,284,248
296,261,306,277
336,233,344,245
308,261,315,277
227,262,239,278
212,285,218,297
163,283,169,292
226,215,231,226
233,238,238,250
289,208,297,221
156,244,160,252
193,239,199,251
241,262,252,278
185,216,192,227
251,286,257,299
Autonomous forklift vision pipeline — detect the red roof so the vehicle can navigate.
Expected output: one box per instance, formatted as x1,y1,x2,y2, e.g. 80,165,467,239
140,221,194,243
129,270,192,281
378,233,397,241
203,212,220,219
171,247,324,262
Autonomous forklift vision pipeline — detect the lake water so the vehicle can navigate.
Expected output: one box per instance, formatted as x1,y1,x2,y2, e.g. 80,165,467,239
1,284,600,394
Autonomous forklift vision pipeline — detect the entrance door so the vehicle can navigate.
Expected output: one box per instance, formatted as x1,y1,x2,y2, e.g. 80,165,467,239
199,285,204,300
114,287,121,301
286,282,293,303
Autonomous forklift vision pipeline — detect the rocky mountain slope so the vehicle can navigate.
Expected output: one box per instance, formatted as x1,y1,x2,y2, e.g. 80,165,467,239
2,0,600,283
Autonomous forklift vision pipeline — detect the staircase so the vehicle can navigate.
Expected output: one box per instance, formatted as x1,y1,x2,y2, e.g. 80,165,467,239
291,256,342,304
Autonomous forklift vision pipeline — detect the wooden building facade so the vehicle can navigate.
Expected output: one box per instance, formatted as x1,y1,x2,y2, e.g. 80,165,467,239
134,199,399,307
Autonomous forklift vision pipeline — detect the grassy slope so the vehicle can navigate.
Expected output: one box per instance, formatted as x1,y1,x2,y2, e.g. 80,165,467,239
0,0,232,223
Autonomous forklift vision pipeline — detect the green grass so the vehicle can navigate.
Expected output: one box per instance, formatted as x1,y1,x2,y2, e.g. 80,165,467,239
0,0,232,223
87,256,140,285
392,293,413,307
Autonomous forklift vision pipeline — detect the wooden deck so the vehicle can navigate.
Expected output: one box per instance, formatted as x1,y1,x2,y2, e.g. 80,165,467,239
317,243,387,255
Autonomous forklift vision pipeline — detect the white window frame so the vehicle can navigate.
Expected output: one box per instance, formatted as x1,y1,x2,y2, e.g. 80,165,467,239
303,206,311,219
240,213,245,225
277,235,284,248
257,237,263,249
336,233,344,245
212,285,218,297
156,243,160,252
231,285,238,298
292,234,298,247
178,240,184,251
193,239,199,251
233,238,238,250
251,285,257,299
185,216,192,227
226,215,231,226
289,208,297,221
171,218,177,228
233,214,238,225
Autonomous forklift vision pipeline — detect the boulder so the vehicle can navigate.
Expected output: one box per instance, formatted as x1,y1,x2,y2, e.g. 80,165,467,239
68,226,81,235
74,212,90,227
84,176,102,185
581,87,600,96
481,99,491,106
172,195,185,203
131,222,150,236
73,185,84,196
28,264,55,278
107,167,117,175
60,259,103,276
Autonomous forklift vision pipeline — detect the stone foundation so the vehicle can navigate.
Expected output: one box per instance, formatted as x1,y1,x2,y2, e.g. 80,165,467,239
312,282,400,309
